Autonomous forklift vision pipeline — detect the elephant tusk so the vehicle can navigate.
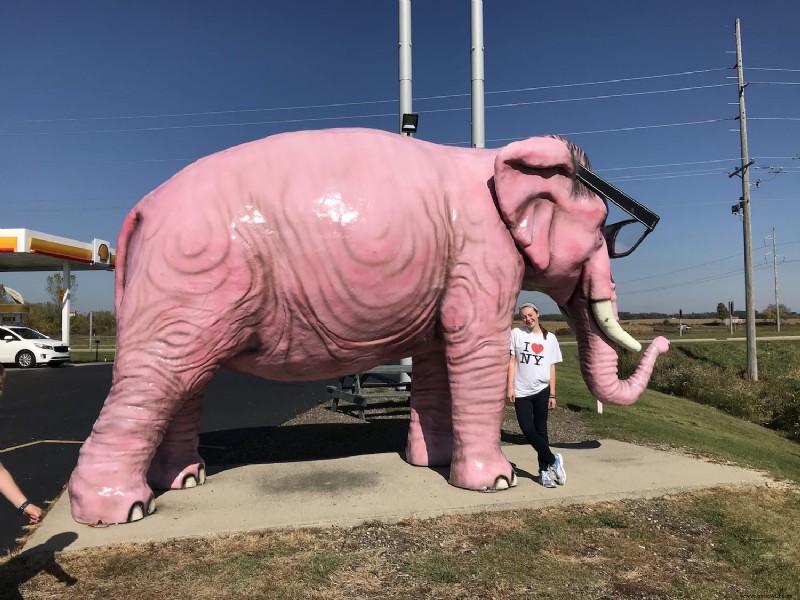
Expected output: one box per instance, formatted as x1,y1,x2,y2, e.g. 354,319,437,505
590,300,642,352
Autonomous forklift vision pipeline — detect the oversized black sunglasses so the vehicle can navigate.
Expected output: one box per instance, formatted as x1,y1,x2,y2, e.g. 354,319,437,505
575,164,660,259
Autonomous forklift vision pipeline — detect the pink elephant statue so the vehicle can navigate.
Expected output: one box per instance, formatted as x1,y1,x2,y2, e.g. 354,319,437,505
68,128,669,525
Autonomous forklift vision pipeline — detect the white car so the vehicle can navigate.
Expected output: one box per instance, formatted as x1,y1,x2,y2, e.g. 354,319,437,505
0,326,70,368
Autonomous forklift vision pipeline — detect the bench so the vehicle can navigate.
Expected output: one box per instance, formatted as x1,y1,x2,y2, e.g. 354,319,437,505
327,364,412,421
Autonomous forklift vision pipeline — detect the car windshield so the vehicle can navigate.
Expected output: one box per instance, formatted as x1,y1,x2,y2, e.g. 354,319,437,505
8,327,49,340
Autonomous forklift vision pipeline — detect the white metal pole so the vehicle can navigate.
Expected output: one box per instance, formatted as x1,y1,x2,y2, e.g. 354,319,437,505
61,261,71,345
398,0,413,135
470,0,485,148
398,0,413,382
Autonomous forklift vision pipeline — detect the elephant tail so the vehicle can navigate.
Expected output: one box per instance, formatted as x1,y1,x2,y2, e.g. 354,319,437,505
114,206,142,317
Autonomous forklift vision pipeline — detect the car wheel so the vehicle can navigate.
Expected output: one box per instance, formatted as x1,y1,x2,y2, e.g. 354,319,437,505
16,350,36,369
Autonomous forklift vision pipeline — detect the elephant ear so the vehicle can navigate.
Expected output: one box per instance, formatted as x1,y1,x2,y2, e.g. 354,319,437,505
493,136,575,272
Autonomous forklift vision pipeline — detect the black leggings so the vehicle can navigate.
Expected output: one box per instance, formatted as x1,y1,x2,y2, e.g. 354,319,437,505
514,387,555,473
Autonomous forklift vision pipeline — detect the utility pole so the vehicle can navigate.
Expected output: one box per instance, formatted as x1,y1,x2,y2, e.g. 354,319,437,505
733,18,758,380
767,228,781,332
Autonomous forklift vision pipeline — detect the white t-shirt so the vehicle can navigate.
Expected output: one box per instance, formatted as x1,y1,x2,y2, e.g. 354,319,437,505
510,328,563,397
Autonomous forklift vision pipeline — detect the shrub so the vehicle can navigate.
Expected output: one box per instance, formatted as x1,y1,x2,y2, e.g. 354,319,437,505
618,343,799,440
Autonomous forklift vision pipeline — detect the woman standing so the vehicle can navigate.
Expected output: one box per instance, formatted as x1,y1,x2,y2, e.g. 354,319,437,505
507,303,567,488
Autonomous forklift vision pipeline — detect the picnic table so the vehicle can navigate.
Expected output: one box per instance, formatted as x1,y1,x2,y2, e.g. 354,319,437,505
327,364,412,421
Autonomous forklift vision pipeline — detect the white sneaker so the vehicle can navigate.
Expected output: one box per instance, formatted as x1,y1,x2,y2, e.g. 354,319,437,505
540,470,556,488
550,453,566,485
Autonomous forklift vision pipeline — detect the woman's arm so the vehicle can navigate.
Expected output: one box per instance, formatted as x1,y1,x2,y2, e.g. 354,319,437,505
507,355,516,404
0,464,42,524
548,363,557,409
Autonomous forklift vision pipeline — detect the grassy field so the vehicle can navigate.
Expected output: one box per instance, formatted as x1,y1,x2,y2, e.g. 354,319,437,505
562,346,800,483
4,340,800,599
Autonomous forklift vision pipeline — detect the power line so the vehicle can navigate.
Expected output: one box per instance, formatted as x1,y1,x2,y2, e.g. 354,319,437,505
611,169,729,182
479,118,732,145
598,158,740,172
622,263,776,295
748,117,800,121
0,112,398,136
747,67,800,72
616,253,741,284
617,240,800,285
0,84,734,137
1,67,730,125
0,158,194,168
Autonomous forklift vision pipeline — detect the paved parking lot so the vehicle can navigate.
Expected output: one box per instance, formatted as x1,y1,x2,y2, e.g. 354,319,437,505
0,363,330,553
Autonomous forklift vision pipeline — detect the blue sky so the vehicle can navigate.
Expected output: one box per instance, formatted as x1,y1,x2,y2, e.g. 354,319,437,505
1,1,798,316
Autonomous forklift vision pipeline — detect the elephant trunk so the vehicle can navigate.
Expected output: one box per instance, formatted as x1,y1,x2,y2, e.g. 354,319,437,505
564,294,670,407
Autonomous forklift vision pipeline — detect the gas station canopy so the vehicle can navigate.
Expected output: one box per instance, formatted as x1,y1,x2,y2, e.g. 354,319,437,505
0,228,116,345
0,228,115,272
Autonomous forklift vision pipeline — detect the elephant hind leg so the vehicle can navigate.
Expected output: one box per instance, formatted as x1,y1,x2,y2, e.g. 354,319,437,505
147,391,206,490
406,349,453,466
69,313,229,525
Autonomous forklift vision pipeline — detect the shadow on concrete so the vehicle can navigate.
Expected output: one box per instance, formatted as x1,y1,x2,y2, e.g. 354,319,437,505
199,404,411,470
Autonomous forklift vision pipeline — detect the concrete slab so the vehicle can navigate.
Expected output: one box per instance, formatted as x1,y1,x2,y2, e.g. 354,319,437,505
23,439,770,553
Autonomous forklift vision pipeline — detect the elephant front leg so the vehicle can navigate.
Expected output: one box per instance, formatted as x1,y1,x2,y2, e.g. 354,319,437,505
438,283,517,491
147,393,206,490
446,348,517,491
406,349,453,466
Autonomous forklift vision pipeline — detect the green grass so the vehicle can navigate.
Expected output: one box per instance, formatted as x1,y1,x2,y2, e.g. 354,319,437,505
559,345,800,483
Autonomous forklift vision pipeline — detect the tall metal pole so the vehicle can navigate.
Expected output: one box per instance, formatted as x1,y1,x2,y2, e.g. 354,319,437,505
398,0,413,135
770,228,781,332
398,0,413,382
470,0,485,148
735,18,758,380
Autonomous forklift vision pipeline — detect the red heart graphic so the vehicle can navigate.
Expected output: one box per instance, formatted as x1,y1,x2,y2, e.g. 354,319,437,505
531,343,544,354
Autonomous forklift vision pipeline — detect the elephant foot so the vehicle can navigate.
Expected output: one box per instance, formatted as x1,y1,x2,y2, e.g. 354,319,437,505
147,457,206,490
405,421,453,466
68,466,157,527
448,447,517,492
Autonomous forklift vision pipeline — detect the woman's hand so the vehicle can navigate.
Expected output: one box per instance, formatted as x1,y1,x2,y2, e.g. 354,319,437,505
24,503,42,524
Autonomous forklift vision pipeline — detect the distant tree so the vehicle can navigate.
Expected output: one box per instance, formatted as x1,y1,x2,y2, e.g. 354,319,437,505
45,273,78,305
25,303,61,337
762,303,792,322
91,311,117,336
70,312,89,336
716,302,729,321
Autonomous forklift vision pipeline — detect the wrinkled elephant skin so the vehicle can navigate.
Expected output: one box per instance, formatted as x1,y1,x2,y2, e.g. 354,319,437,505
69,128,667,526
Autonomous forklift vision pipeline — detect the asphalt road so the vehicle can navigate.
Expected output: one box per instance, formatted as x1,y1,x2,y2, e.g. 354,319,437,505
0,363,331,554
